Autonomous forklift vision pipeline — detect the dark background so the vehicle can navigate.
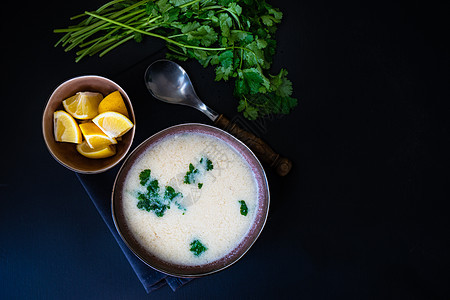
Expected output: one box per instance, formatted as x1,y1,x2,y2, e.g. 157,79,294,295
1,0,449,298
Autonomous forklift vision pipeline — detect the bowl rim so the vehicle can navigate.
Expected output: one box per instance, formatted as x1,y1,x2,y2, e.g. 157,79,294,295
42,75,136,174
111,122,270,277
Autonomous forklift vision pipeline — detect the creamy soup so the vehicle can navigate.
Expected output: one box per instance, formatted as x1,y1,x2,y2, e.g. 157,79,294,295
122,132,258,266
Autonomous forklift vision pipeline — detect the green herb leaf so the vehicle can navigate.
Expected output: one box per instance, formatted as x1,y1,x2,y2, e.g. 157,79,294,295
181,21,201,34
238,200,248,216
184,157,213,185
139,169,151,186
137,169,183,216
164,186,181,200
184,162,198,184
147,179,159,196
218,13,232,37
227,3,242,17
236,68,270,96
137,192,169,217
205,158,214,171
215,50,234,81
229,30,253,43
270,68,293,98
169,0,192,6
186,25,218,47
244,103,259,120
190,239,207,256
156,0,173,14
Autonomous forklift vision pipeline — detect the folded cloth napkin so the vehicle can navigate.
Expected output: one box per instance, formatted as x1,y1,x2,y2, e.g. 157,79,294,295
76,169,193,293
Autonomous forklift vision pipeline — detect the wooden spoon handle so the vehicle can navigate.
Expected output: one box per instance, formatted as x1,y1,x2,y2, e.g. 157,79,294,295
214,114,292,176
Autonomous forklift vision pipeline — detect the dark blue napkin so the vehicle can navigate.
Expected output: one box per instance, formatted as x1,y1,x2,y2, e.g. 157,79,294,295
76,169,193,293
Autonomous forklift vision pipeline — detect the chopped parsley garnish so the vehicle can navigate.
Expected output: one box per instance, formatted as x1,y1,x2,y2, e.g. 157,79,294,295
184,157,213,185
190,239,207,257
205,158,214,171
198,183,203,189
137,169,183,217
139,169,151,185
147,179,159,197
238,200,248,216
164,186,180,201
184,163,199,184
137,192,168,217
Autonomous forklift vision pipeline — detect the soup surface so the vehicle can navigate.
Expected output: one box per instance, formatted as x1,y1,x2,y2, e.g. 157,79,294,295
122,132,258,266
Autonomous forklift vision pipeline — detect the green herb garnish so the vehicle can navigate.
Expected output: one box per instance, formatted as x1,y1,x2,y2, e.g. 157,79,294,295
137,169,183,217
139,169,151,185
238,200,248,216
164,185,181,200
205,158,213,171
147,179,159,196
190,239,207,256
184,157,213,185
137,191,168,217
184,163,199,184
199,157,213,170
54,0,297,120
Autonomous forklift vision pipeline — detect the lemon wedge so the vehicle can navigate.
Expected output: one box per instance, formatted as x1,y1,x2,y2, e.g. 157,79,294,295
76,141,116,159
98,91,129,117
92,111,134,138
53,110,82,143
63,92,103,120
79,122,117,149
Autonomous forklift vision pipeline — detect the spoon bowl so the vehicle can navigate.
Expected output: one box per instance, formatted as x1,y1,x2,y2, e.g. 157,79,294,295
144,60,218,121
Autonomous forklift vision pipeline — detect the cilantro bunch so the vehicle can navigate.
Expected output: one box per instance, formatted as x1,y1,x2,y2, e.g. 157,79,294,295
55,0,297,119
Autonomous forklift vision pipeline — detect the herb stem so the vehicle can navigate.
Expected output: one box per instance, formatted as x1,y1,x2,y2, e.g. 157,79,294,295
70,0,147,38
167,33,186,39
66,8,146,52
85,11,228,52
179,0,202,8
99,34,135,57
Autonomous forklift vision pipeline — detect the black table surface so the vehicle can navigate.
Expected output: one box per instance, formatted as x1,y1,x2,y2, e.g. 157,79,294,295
2,0,449,298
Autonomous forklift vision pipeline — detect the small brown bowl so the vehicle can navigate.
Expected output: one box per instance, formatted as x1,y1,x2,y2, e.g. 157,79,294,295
42,75,136,174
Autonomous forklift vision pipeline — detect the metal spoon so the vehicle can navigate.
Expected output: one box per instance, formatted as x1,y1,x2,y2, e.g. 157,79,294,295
144,59,292,176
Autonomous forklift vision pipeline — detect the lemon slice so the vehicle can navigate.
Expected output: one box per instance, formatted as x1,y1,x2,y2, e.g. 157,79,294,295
62,92,103,119
98,91,129,117
53,110,82,143
92,111,134,138
79,122,117,149
76,141,116,159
